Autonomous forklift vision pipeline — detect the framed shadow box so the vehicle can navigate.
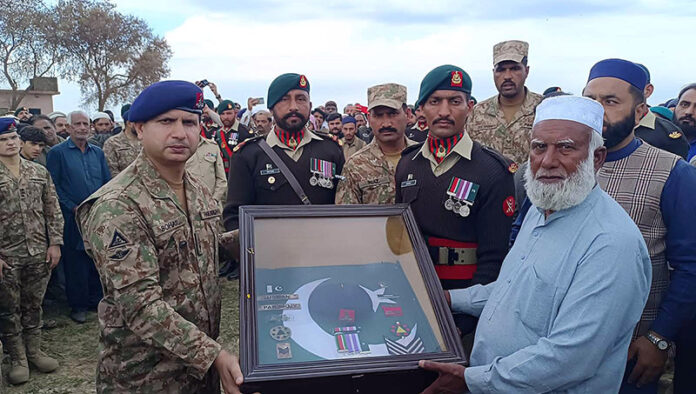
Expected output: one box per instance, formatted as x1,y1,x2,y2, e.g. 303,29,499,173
238,204,466,394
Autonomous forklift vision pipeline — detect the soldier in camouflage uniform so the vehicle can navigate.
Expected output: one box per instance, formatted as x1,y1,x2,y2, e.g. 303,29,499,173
336,83,417,205
102,115,142,178
0,118,63,385
186,136,228,207
77,81,243,394
466,40,543,164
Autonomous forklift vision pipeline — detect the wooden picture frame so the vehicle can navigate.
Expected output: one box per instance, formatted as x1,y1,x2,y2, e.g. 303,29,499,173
238,204,466,394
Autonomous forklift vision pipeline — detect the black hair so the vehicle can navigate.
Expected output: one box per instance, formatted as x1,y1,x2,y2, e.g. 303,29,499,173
628,84,645,106
312,108,326,118
677,83,696,101
541,91,572,101
29,114,54,126
19,126,47,144
326,112,342,122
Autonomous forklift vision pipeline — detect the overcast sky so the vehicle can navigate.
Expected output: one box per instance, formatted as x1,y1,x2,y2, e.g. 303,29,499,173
52,0,696,120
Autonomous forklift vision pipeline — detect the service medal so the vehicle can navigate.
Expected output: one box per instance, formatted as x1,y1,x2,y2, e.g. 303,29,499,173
446,177,479,218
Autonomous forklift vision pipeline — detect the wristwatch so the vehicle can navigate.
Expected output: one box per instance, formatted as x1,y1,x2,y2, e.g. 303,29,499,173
645,332,670,351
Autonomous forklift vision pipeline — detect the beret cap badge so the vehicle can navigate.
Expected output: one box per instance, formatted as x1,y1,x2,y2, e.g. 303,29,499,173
451,71,463,88
299,75,308,88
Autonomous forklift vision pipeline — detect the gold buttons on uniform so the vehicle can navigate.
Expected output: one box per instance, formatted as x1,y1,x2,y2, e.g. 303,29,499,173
268,176,276,184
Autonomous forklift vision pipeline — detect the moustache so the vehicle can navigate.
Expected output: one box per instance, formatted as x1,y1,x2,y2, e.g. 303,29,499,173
678,115,694,123
378,127,398,134
283,112,306,122
432,117,454,125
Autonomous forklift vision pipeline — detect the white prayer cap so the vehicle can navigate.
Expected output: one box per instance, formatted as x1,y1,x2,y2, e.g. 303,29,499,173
533,95,604,134
92,111,111,121
48,111,66,120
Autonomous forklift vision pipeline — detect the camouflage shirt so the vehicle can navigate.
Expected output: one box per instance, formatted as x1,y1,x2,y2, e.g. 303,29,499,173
466,88,543,164
0,158,63,259
186,137,227,205
341,137,366,161
336,138,417,205
102,130,142,178
77,153,223,393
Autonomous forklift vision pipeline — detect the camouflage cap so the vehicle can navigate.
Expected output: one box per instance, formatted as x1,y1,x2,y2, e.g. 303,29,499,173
493,40,529,66
367,83,407,111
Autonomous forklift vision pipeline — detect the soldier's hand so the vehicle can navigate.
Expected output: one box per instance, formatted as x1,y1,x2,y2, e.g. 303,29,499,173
214,350,243,394
46,245,61,269
220,230,240,261
0,258,10,280
208,82,219,96
419,360,468,394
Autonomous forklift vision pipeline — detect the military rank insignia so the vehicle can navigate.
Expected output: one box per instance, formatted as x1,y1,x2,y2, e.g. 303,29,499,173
310,158,336,189
450,71,463,87
276,342,292,359
508,162,519,174
503,196,515,217
299,75,308,88
445,177,479,217
669,131,683,139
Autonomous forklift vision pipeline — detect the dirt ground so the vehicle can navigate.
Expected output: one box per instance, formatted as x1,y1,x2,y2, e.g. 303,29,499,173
0,279,675,393
1,280,240,394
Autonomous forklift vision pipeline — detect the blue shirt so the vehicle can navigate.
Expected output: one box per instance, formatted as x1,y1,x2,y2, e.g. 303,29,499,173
606,138,696,339
47,139,111,213
452,186,651,393
687,138,696,161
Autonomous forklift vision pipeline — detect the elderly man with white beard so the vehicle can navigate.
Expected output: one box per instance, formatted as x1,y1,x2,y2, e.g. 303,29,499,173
418,95,652,394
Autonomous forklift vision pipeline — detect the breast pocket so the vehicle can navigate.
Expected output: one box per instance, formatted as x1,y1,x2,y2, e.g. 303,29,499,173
256,172,288,192
27,178,46,205
517,265,558,335
157,228,199,293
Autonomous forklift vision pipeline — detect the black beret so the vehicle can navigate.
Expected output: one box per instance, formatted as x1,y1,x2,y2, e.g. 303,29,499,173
416,65,472,108
128,81,204,123
267,73,310,110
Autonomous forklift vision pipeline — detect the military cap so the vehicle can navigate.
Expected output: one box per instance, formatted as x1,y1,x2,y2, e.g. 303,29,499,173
128,80,204,123
120,104,131,118
588,58,647,91
267,73,310,110
650,106,673,120
0,117,18,135
543,86,562,96
416,65,472,108
13,106,28,116
493,40,529,66
635,63,650,83
367,83,407,111
217,100,236,115
204,99,215,110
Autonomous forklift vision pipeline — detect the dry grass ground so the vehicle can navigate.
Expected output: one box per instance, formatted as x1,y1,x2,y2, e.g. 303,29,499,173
1,280,240,394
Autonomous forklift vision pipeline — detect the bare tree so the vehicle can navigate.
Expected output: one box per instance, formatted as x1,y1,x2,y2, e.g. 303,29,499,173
56,0,172,110
0,0,63,110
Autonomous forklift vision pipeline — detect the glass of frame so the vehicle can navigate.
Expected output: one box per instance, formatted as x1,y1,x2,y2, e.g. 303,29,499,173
238,204,466,393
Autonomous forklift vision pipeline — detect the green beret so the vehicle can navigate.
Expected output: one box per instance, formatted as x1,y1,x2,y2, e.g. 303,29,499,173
217,100,236,115
267,73,310,110
204,99,215,110
14,106,28,116
415,65,472,108
120,104,131,118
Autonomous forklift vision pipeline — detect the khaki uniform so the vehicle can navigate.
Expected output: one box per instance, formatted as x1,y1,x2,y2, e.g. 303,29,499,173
0,158,63,340
336,138,417,205
77,153,223,393
102,130,142,177
341,137,366,161
186,137,227,205
466,89,542,164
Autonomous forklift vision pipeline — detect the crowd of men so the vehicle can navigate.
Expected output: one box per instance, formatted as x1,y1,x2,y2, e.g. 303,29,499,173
1,39,695,393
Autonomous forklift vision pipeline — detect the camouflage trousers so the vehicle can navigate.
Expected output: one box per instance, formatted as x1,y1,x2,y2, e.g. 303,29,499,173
0,254,50,339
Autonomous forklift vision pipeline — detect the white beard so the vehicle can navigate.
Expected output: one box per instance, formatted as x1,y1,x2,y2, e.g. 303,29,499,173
524,156,597,212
